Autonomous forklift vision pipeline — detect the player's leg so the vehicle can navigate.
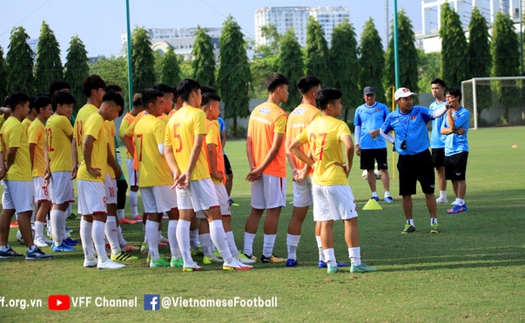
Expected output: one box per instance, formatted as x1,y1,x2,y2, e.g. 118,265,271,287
165,203,182,267
398,156,417,234
261,175,286,263
286,177,312,266
49,172,75,251
224,153,234,204
418,150,439,233
243,177,265,260
127,158,141,221
376,149,393,202
361,149,378,200
189,216,201,255
447,152,468,214
433,148,448,203
33,177,52,247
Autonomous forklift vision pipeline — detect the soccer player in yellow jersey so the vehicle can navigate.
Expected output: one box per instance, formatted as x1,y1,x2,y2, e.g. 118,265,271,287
244,73,289,263
290,88,376,274
45,92,77,252
28,96,54,248
21,98,37,133
165,79,251,271
77,90,124,270
0,92,52,259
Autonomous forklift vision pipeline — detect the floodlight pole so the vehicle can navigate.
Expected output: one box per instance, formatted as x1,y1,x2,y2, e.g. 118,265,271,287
393,0,400,89
126,0,133,109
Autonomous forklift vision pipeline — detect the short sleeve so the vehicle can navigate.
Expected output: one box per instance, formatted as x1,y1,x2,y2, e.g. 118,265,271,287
154,119,165,145
206,123,219,146
274,114,287,134
296,126,309,144
8,124,23,148
194,111,207,135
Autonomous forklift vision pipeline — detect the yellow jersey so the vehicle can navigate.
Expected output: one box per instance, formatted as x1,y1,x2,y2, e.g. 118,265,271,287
205,119,226,184
106,120,116,179
0,117,32,181
118,112,135,159
74,104,98,164
27,118,46,177
22,118,32,133
77,113,108,182
45,114,74,173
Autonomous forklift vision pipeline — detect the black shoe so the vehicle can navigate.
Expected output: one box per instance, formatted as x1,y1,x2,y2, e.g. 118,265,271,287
401,224,416,234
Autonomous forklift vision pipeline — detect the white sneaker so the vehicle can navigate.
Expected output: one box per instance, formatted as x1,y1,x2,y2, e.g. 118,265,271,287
159,235,169,243
436,197,448,203
34,237,49,248
97,259,126,270
235,254,256,264
83,258,97,268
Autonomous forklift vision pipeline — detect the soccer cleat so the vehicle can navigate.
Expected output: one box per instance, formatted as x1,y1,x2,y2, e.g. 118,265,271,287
158,242,168,247
34,237,49,248
170,257,184,267
384,196,394,203
235,253,256,264
243,253,257,261
327,263,340,274
318,260,348,268
350,263,377,273
67,213,77,220
133,215,143,222
83,258,97,268
436,197,448,204
370,196,380,201
0,247,23,258
203,256,223,264
223,260,253,271
401,224,416,234
52,243,76,252
430,222,440,234
182,262,203,272
286,258,298,267
447,204,467,214
261,254,286,263
229,198,239,206
26,248,53,260
213,249,221,258
190,246,203,256
97,259,126,270
122,244,138,252
10,221,19,228
140,243,149,255
159,235,169,243
119,217,137,225
150,258,170,268
111,251,139,262
64,237,78,245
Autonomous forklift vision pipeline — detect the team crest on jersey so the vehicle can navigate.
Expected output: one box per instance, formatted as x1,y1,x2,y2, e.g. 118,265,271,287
293,108,306,115
259,107,271,115
411,115,417,120
375,109,379,112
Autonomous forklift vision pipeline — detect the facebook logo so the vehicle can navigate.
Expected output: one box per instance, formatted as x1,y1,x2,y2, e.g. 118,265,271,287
144,294,160,311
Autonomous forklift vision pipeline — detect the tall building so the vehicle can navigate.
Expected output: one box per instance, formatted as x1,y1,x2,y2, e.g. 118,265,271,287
254,6,350,47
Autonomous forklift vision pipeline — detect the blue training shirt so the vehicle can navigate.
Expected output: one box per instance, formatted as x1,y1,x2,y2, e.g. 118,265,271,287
218,117,226,155
381,106,435,156
441,107,470,156
354,102,389,149
429,100,447,149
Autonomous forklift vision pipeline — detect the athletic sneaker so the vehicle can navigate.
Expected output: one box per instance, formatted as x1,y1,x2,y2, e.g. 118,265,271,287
447,204,468,214
203,256,223,264
119,218,137,225
261,254,286,263
235,253,256,264
436,197,448,203
111,251,139,262
182,262,203,272
34,237,49,248
67,213,77,220
43,236,53,244
286,258,298,267
350,263,377,273
52,243,76,252
318,260,348,268
384,196,394,203
401,224,416,234
150,258,170,268
229,198,239,206
83,258,97,268
10,221,19,228
158,242,168,248
430,222,440,234
190,246,203,256
64,237,78,245
327,263,339,274
26,248,53,260
370,196,380,201
159,235,169,243
223,260,253,271
243,253,257,261
140,243,149,255
133,215,143,222
98,259,126,270
0,247,23,258
122,244,138,252
170,258,184,267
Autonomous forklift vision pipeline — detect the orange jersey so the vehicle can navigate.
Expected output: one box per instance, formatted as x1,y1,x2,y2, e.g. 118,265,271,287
286,104,321,174
247,102,287,178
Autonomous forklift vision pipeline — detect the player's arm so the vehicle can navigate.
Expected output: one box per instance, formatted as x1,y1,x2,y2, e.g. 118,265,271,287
6,146,18,170
0,151,5,180
175,133,204,189
250,131,284,176
0,107,10,117
354,125,362,156
285,136,299,174
164,144,181,188
341,135,355,177
71,140,78,179
43,138,51,186
123,120,137,156
207,143,222,180
107,143,122,180
441,110,455,135
246,134,255,170
83,135,101,178
29,143,36,169
220,127,227,148
289,138,315,169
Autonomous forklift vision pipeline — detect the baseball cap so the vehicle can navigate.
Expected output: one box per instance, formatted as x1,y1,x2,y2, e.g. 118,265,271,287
363,86,375,95
394,87,417,100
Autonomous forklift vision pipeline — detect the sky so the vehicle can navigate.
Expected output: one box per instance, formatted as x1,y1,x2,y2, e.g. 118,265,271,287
0,0,422,61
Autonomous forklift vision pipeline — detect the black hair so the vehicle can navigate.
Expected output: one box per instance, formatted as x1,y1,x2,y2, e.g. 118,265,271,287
52,91,76,112
8,92,30,112
297,76,322,95
103,90,125,109
105,84,122,93
141,89,164,110
200,86,218,94
153,83,175,95
447,87,462,101
431,78,446,89
316,88,342,110
29,97,36,112
133,97,143,108
49,80,71,94
178,79,201,102
83,75,106,97
201,93,221,107
34,96,53,114
266,73,289,93
4,95,10,107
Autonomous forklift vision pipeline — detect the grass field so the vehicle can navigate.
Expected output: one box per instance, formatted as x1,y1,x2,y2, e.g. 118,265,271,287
1,126,525,322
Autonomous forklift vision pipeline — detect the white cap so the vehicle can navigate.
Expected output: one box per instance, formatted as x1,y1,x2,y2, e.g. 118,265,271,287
394,87,417,100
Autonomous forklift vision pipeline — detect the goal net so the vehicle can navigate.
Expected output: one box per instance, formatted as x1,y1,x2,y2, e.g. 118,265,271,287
461,76,525,129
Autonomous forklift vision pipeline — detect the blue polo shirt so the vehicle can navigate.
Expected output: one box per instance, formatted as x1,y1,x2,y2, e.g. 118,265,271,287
429,100,446,149
441,107,470,156
354,102,389,149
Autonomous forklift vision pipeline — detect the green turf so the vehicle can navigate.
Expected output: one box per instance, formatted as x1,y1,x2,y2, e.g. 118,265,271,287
1,126,524,322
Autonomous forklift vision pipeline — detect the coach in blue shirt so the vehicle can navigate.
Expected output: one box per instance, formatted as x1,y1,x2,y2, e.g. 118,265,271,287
380,87,448,234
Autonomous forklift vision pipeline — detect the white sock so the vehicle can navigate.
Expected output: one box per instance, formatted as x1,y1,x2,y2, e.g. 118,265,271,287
117,209,125,221
62,222,68,240
323,248,336,266
315,236,324,261
371,191,378,197
105,216,121,255
129,191,138,217
80,218,95,259
34,221,45,240
384,191,391,198
243,232,256,256
168,220,180,258
431,218,438,225
209,220,233,263
146,220,160,261
440,190,447,199
31,208,36,223
50,209,65,246
199,233,213,258
407,219,414,226
190,229,199,249
262,234,277,258
176,220,193,267
117,226,127,247
158,229,162,240
92,220,108,262
286,233,301,260
348,247,361,266
225,231,239,258
457,198,465,206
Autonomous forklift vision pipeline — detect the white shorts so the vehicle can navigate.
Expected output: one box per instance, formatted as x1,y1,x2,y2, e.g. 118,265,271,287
251,174,286,209
126,157,139,186
105,174,117,204
77,180,106,215
176,178,219,213
312,185,358,222
34,177,51,203
293,177,313,207
49,171,75,205
2,180,34,213
141,185,177,213
196,183,230,218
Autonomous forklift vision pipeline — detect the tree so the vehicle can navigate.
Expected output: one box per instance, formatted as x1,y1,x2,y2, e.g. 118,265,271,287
417,50,441,92
132,26,156,93
192,26,216,87
439,2,468,88
217,15,252,137
330,19,360,121
0,46,8,102
279,28,304,111
90,55,128,107
64,35,89,113
359,18,385,103
35,21,63,95
251,24,280,99
385,10,419,103
6,26,34,95
161,47,181,86
305,16,331,86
